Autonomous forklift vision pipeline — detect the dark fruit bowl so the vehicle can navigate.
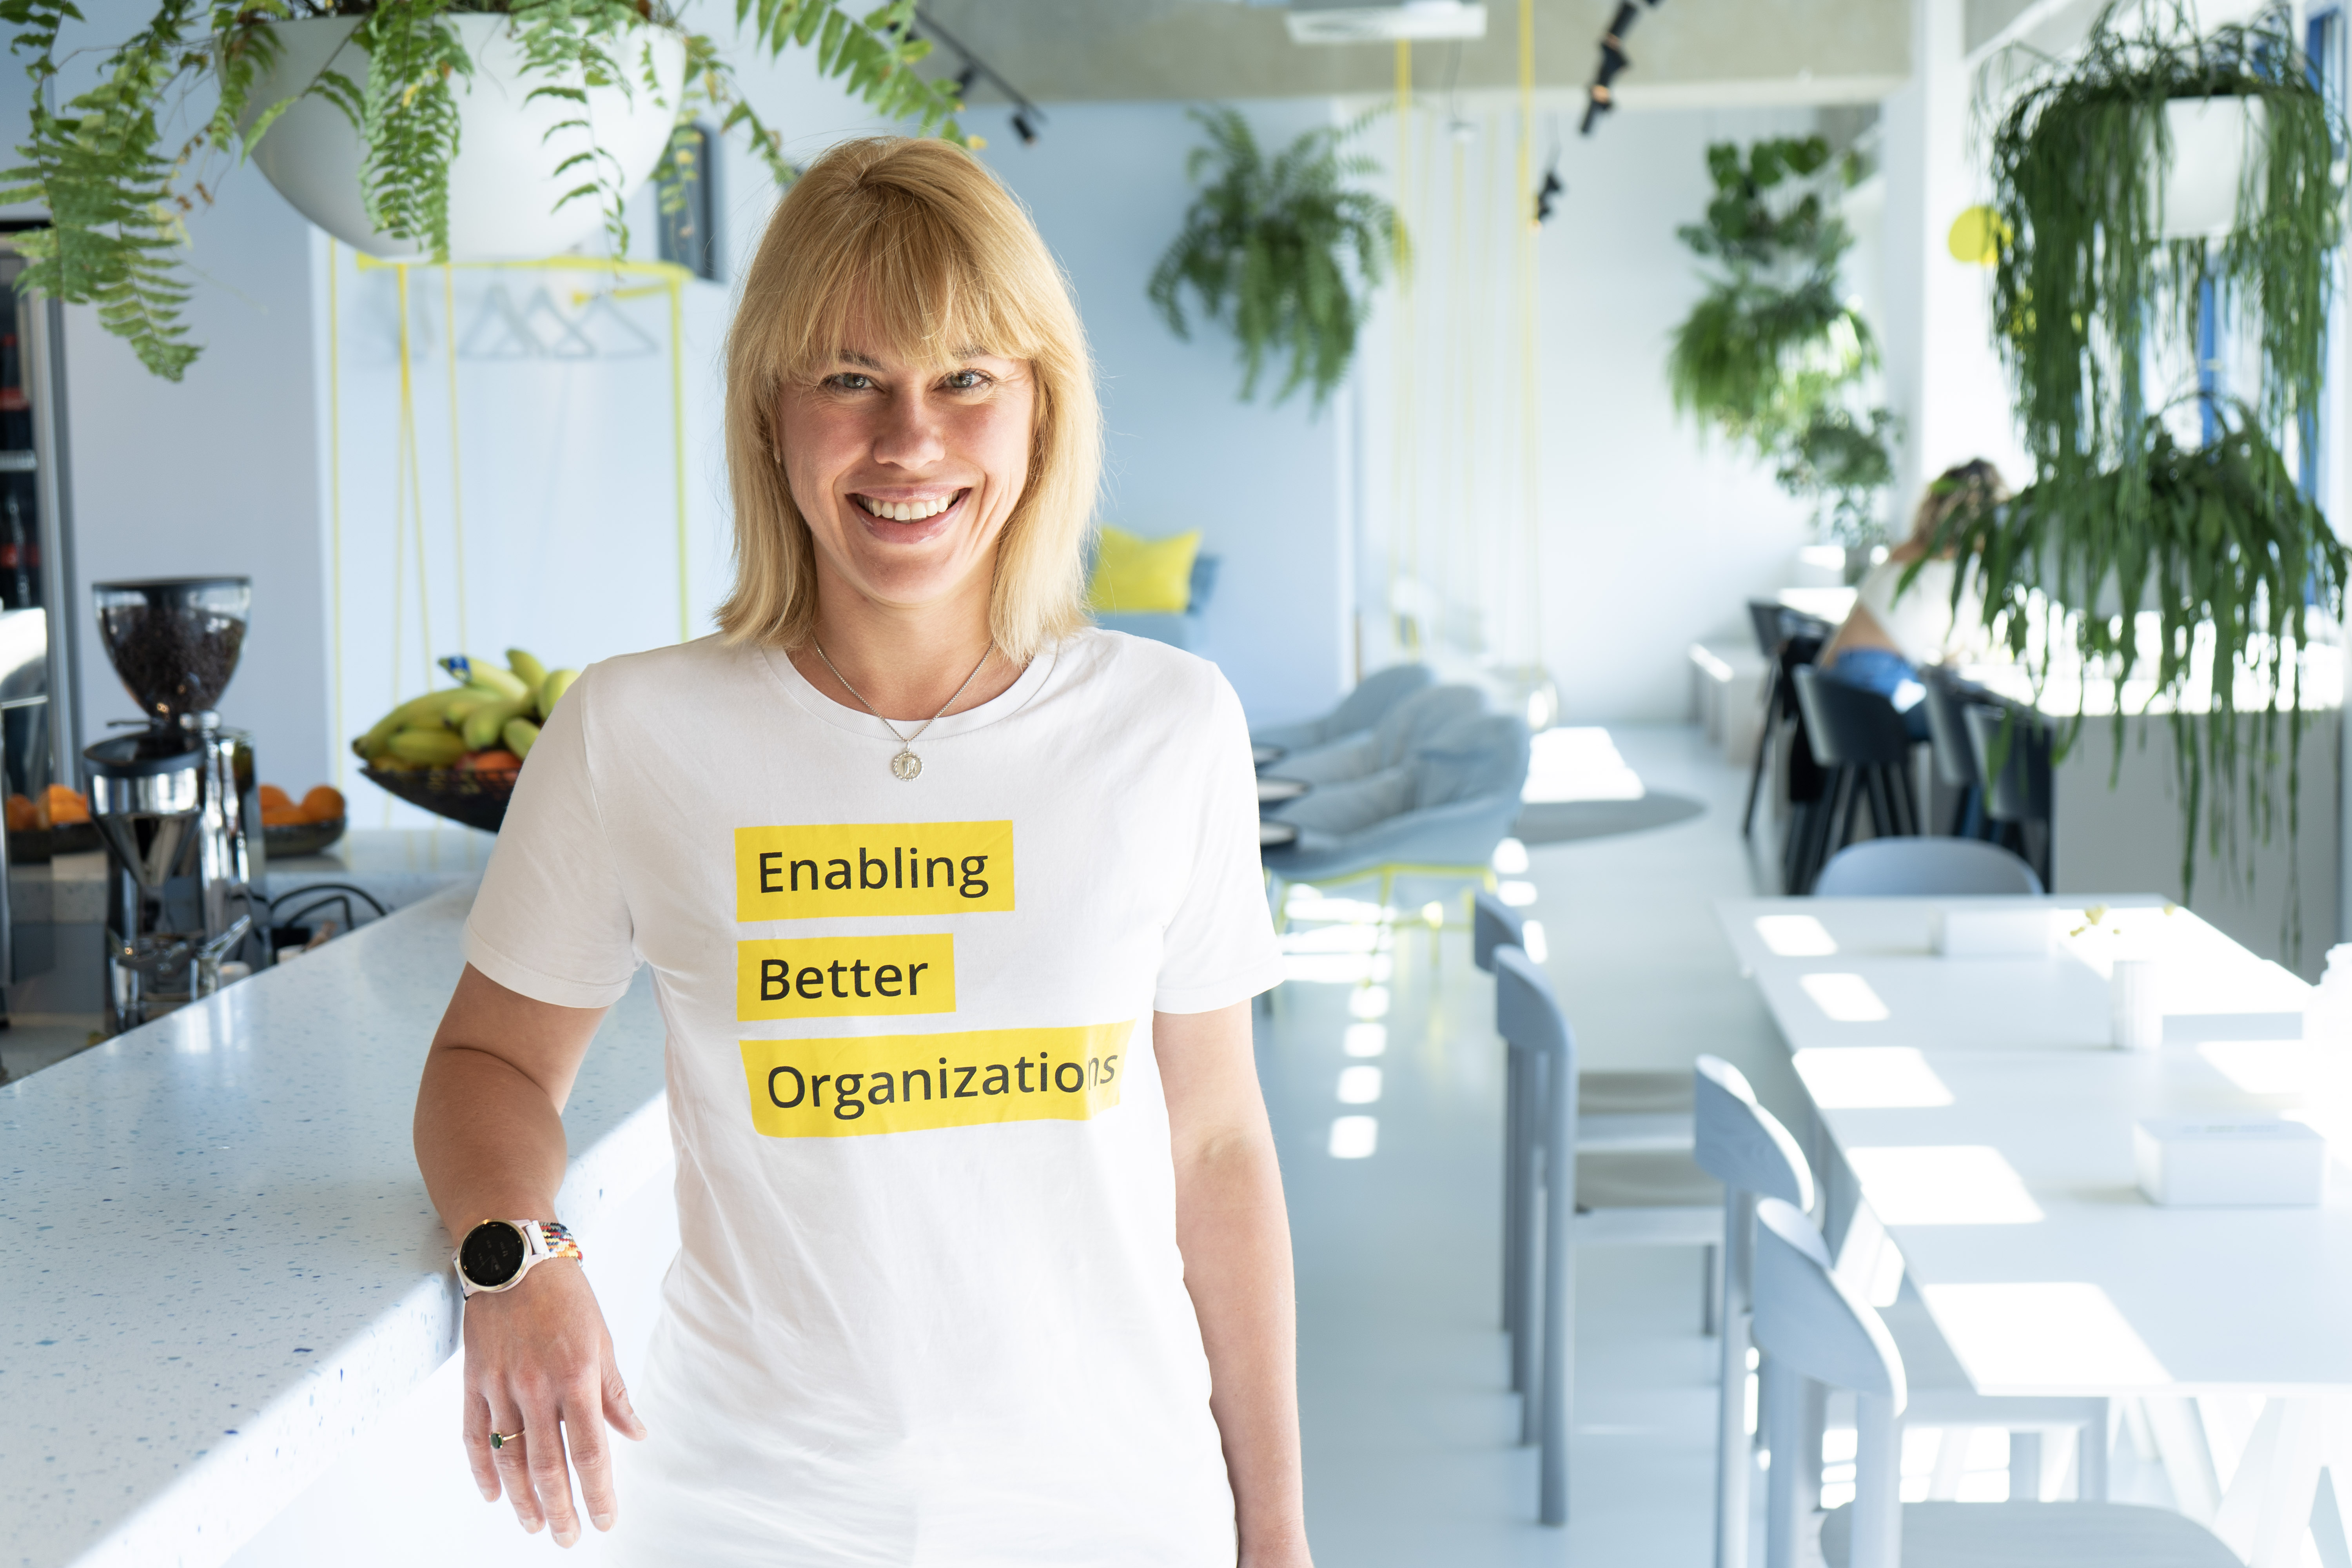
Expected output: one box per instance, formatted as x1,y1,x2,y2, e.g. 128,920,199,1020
265,816,347,860
8,821,101,864
358,752,518,833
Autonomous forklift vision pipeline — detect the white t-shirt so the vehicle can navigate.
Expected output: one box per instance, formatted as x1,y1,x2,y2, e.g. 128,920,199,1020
463,628,1284,1566
1853,557,1982,667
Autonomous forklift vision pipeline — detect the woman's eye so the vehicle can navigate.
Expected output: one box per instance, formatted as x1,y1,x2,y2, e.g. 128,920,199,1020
825,372,874,392
944,369,991,391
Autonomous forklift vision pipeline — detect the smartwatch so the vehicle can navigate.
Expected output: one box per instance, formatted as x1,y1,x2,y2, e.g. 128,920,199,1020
455,1219,583,1298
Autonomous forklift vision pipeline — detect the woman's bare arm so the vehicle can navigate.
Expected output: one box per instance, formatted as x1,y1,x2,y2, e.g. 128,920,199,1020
415,963,646,1548
1158,1000,1311,1568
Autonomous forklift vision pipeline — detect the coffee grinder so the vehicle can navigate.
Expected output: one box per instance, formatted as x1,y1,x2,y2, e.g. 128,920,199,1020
82,577,265,1031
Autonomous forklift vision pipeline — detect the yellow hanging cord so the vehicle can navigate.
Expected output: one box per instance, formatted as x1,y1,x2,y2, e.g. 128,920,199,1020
1443,119,1466,645
396,264,434,691
1391,38,1417,657
442,264,469,654
354,253,698,647
327,240,345,797
670,274,689,644
1516,0,1540,669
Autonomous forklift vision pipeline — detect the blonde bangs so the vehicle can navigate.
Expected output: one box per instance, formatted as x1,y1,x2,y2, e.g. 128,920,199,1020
719,137,1101,662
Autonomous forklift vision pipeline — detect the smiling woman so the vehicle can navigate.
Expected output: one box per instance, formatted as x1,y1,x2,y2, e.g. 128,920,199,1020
719,136,1100,673
412,135,1305,1568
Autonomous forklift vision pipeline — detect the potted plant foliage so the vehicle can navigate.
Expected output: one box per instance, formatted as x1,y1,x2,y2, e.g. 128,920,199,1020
1148,106,1403,412
1934,0,2346,903
1667,134,1896,551
0,0,964,380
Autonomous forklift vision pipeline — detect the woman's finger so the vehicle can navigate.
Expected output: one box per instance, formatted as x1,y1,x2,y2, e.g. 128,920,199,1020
462,1387,501,1503
523,1390,582,1547
603,1354,648,1442
489,1400,544,1535
566,1373,619,1533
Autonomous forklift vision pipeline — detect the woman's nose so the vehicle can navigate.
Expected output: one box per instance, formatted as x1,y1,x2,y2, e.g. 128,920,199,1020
871,391,947,468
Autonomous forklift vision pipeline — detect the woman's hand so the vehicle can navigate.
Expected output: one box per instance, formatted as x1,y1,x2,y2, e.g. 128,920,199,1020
462,1259,647,1545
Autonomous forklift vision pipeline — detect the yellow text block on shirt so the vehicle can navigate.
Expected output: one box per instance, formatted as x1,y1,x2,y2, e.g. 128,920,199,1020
737,935,956,1020
739,1021,1132,1139
735,822,1014,921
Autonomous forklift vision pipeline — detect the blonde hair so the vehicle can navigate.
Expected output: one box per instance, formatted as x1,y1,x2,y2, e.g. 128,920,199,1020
718,137,1101,659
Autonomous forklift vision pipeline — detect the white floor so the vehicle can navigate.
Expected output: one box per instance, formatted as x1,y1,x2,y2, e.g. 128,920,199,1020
1267,723,1788,1565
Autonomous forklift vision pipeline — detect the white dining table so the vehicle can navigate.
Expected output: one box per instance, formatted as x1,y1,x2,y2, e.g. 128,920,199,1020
1717,894,2341,1567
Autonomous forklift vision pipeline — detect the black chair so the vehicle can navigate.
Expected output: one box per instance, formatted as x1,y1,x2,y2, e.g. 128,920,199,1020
1788,668,1921,895
1918,668,1989,839
1740,603,1827,840
1963,700,2053,890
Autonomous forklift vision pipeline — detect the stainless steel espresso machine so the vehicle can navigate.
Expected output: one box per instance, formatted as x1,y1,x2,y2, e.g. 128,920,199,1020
82,578,265,1032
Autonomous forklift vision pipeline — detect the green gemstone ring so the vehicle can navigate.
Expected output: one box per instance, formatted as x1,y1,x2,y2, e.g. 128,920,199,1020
491,1430,521,1450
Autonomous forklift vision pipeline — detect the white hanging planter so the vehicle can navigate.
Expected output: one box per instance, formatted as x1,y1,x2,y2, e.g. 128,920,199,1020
2158,94,2266,240
243,14,687,261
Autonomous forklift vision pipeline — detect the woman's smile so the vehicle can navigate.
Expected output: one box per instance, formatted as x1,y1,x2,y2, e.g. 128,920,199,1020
849,486,972,532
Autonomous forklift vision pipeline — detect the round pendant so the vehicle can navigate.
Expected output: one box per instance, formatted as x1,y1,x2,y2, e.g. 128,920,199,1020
891,749,922,781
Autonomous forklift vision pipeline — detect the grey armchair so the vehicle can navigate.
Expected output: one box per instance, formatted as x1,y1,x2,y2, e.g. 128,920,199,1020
1268,682,1484,788
1264,711,1532,916
1249,664,1436,759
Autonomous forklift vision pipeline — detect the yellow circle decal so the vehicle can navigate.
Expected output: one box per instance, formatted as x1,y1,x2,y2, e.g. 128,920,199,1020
1947,205,2007,265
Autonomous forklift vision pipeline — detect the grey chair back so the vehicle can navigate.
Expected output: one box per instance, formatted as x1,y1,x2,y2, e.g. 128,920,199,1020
1753,1198,1906,1568
1963,701,2051,824
1813,838,2044,897
1327,663,1436,738
1472,887,1524,973
1793,666,1913,769
1372,684,1485,769
1695,1056,1813,1568
1413,713,1533,810
1693,1057,1813,1208
1919,668,1981,791
1494,944,1576,1526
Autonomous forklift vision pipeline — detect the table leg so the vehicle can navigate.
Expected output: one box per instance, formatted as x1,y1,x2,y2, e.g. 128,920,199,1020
2213,1396,2324,1568
2143,1395,2223,1525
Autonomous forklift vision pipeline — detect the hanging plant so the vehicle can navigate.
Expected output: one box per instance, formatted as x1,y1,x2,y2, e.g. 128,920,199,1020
1942,0,2345,909
1147,106,1404,412
0,0,965,381
1667,134,1896,548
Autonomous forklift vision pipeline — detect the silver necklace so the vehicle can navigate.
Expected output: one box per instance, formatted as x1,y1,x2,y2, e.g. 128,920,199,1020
811,641,995,781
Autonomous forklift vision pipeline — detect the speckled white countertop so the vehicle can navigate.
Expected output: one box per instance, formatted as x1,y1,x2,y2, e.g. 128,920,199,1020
0,882,671,1568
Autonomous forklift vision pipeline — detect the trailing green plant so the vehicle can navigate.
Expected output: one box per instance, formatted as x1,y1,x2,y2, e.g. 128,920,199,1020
1148,106,1404,412
0,0,965,380
1920,408,2347,911
1956,0,2346,915
1775,406,1897,550
1667,134,1895,546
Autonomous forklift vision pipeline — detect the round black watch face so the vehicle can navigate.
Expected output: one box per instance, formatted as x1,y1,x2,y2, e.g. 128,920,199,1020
461,1221,528,1289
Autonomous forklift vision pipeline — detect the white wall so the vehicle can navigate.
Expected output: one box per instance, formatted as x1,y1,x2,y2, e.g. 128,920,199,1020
973,100,1352,727
1534,105,1831,721
1352,96,1829,722
1876,0,2032,509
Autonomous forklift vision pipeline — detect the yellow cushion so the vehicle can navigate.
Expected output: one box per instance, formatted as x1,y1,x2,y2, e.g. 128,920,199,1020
1088,526,1201,615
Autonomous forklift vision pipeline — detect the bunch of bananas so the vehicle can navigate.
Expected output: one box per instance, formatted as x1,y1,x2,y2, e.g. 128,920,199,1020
354,650,579,771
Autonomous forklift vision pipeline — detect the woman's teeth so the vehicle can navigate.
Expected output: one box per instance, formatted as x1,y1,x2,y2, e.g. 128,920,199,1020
859,493,959,522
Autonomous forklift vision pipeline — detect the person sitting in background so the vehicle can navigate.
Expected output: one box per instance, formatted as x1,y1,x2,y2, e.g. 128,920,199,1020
1818,459,2008,735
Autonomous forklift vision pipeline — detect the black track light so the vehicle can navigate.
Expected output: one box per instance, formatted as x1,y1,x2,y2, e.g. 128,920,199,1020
1011,111,1038,146
1535,169,1564,223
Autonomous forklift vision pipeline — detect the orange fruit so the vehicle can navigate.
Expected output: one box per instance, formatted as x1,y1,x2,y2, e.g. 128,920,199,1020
299,785,345,822
259,784,294,811
44,784,88,825
459,750,521,773
261,804,304,827
4,793,34,833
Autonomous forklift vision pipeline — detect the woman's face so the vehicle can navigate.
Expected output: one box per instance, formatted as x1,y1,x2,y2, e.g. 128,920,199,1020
777,320,1036,622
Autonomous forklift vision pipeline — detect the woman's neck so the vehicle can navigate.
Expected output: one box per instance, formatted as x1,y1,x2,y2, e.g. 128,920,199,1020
791,572,1025,722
